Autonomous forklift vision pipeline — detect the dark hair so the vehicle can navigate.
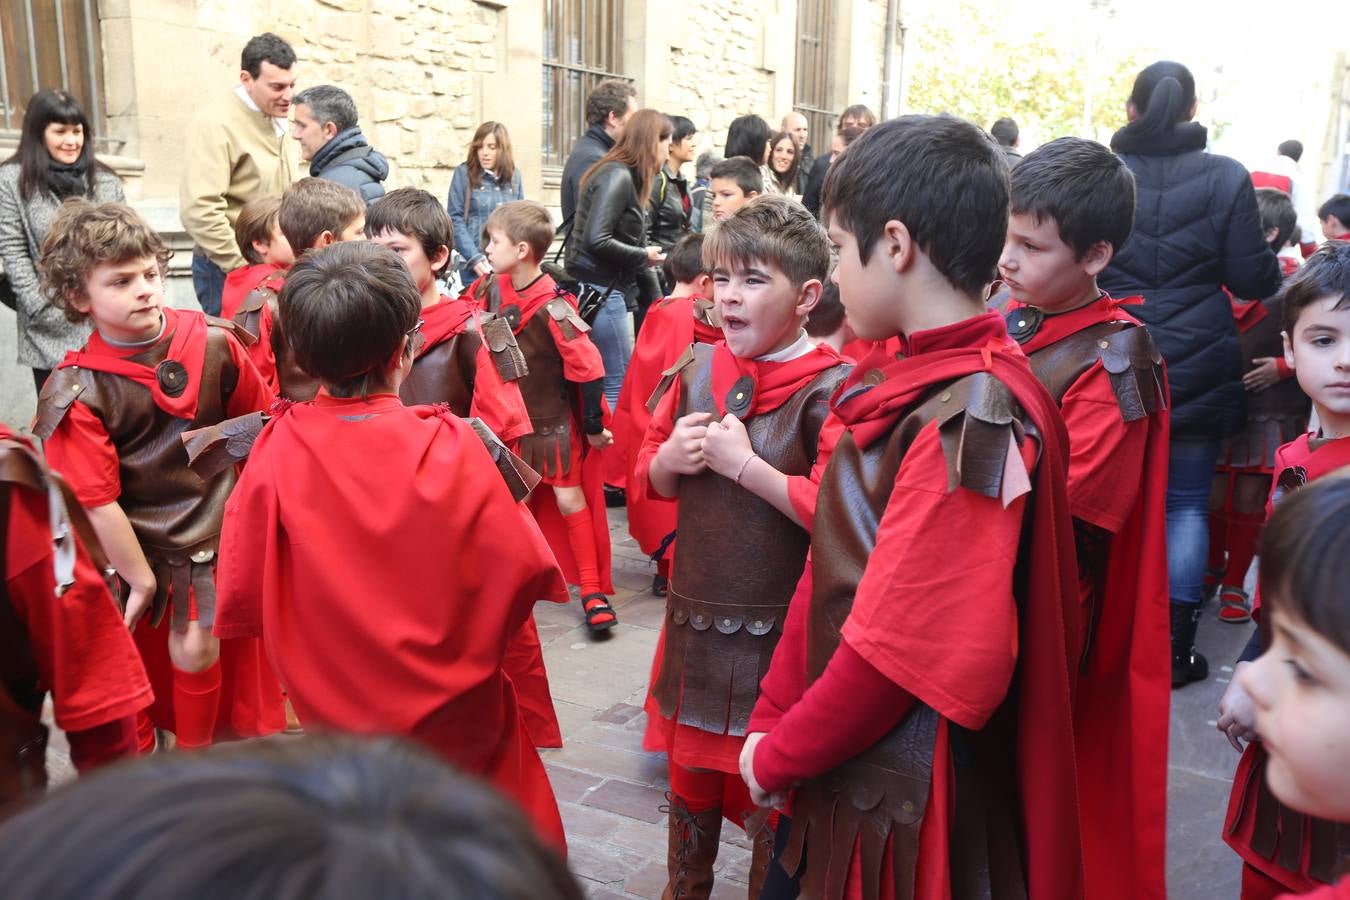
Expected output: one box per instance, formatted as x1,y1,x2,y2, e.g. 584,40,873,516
767,131,801,192
839,104,877,129
579,109,672,210
709,156,763,196
466,121,516,191
40,201,172,323
2,89,116,203
281,242,421,398
724,115,772,165
584,78,637,128
805,278,845,337
485,200,555,262
279,178,365,253
824,115,1009,298
669,115,697,143
1255,187,1297,252
1120,61,1197,141
695,150,722,180
1319,193,1350,228
1011,137,1136,258
1278,140,1304,163
704,194,830,287
366,187,454,276
664,232,707,285
0,735,583,900
241,33,296,78
235,196,283,266
839,125,866,148
1280,240,1350,334
990,117,1019,147
1258,473,1350,656
293,85,358,133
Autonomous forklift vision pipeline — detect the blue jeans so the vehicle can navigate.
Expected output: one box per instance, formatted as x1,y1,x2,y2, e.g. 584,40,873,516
1166,436,1222,606
582,284,632,407
192,251,226,316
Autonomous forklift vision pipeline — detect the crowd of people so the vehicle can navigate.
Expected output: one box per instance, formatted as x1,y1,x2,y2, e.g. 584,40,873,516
2,28,1350,900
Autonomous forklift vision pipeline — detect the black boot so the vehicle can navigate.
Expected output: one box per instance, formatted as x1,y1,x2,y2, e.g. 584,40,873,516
1171,601,1209,688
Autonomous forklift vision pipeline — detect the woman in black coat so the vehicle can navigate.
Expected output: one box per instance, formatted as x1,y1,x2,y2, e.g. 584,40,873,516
1099,61,1282,688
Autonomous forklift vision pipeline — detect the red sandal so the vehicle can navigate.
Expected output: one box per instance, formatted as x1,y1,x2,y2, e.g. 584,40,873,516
1218,587,1252,624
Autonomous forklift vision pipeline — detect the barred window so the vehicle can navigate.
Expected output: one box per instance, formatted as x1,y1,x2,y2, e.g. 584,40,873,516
541,0,625,168
1,0,108,143
794,0,836,153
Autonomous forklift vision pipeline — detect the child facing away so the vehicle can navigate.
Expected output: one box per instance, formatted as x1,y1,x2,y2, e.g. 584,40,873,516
33,201,285,753
612,232,722,597
1238,474,1350,900
212,242,569,849
1319,194,1350,242
1209,188,1309,624
1219,241,1350,899
220,196,293,392
467,200,617,633
999,136,1171,900
708,156,763,225
231,177,366,401
739,116,1086,900
636,196,850,897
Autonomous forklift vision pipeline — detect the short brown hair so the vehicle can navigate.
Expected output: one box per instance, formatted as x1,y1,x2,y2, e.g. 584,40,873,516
585,79,637,128
279,177,364,254
39,199,172,323
664,233,707,285
703,193,830,287
484,201,554,263
235,195,283,266
279,242,421,398
1280,239,1350,335
1259,472,1350,656
365,188,454,277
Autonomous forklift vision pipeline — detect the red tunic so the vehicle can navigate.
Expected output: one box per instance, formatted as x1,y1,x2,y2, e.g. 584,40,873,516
1277,877,1350,899
214,394,569,848
41,309,286,742
221,263,285,321
1009,295,1171,900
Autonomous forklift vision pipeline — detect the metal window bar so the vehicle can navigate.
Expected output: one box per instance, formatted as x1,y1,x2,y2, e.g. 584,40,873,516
541,0,625,168
0,0,110,147
794,0,836,153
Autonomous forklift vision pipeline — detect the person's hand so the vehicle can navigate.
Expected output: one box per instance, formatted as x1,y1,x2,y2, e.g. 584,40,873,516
656,412,713,475
702,414,755,481
1217,661,1259,752
646,246,666,265
123,577,157,630
473,259,493,277
1243,358,1281,393
586,428,614,450
739,732,787,809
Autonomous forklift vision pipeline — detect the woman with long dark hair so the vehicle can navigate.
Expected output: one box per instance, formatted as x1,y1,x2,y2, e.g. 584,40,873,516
1098,61,1282,688
766,131,801,198
566,108,671,406
448,121,525,289
0,89,123,393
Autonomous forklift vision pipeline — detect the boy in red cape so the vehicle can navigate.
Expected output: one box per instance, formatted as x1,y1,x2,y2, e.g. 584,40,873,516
368,187,557,748
467,201,616,633
219,196,292,391
615,232,722,597
998,137,1171,900
1,425,151,807
231,178,366,401
740,116,1085,900
33,201,284,753
637,196,850,898
1218,242,1350,899
212,242,568,849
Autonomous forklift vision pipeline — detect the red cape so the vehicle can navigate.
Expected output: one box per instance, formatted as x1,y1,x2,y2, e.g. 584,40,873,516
214,394,568,847
221,263,285,321
1011,294,1171,900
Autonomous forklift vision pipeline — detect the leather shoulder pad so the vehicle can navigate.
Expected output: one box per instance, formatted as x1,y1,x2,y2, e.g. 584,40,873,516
206,315,257,347
237,285,275,316
693,297,722,328
32,367,86,440
479,315,529,381
546,295,591,340
180,410,270,480
462,416,543,503
936,371,1028,501
1096,324,1165,423
0,437,47,493
645,344,699,414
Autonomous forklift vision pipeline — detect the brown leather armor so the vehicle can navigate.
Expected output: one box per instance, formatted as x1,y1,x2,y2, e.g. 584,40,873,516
235,284,320,402
32,319,249,631
782,371,1034,900
401,330,480,412
1022,319,1164,419
1230,747,1350,885
649,344,848,737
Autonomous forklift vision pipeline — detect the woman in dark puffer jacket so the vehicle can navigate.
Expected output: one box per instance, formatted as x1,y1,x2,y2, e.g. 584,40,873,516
1100,61,1282,688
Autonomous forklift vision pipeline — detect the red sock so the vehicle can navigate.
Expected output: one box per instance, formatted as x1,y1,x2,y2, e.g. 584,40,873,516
135,709,156,754
1205,509,1229,581
563,509,603,596
171,661,222,750
669,761,726,813
1222,511,1264,589
657,556,671,579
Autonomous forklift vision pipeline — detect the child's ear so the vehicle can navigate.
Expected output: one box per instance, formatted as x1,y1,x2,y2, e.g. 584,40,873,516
252,238,270,260
431,245,451,273
515,241,530,261
1283,330,1296,371
747,190,760,199
64,289,91,315
696,272,714,294
313,231,335,250
882,219,915,274
1081,240,1115,277
796,279,823,318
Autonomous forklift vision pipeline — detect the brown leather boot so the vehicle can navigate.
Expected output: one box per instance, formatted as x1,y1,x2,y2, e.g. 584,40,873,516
660,793,723,900
745,810,776,900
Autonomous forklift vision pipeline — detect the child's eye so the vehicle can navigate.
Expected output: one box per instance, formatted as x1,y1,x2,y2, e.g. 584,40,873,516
1284,658,1317,685
1309,336,1335,348
1023,242,1038,252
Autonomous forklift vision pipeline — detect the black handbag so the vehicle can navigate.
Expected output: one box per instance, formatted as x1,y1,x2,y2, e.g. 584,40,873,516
542,215,617,325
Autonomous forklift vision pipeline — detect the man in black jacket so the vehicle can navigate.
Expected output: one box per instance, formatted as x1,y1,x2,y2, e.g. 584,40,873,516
292,85,389,205
561,79,638,221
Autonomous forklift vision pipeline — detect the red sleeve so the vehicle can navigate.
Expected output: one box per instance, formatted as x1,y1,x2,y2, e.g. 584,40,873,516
547,317,607,383
634,375,682,501
1275,356,1294,380
1059,365,1150,534
748,565,813,734
470,344,534,443
753,638,915,793
41,401,121,508
840,424,1032,730
225,331,275,417
6,487,152,732
214,433,281,640
66,716,140,771
786,413,846,529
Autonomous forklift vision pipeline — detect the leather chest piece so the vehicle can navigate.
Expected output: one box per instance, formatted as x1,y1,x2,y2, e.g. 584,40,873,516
1005,306,1043,344
156,360,189,397
725,375,754,417
500,304,522,330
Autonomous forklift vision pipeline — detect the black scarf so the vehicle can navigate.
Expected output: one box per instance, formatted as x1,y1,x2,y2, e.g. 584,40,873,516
1110,120,1208,156
46,158,90,200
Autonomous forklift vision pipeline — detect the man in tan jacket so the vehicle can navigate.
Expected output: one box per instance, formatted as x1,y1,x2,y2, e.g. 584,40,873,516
181,33,300,315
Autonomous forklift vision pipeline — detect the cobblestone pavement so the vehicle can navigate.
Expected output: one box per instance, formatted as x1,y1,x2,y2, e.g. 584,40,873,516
42,505,1258,899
